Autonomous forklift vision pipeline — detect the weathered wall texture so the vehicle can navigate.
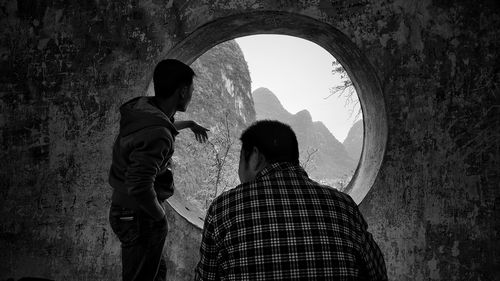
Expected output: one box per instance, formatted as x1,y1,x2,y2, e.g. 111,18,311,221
1,0,498,280
0,0,185,279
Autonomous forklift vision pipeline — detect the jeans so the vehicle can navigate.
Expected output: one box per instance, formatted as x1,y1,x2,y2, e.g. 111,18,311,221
109,204,168,281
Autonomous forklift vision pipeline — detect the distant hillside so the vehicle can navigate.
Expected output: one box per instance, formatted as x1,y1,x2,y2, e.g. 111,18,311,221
343,119,363,161
253,87,356,181
172,41,363,209
253,87,289,121
174,40,256,210
180,40,255,127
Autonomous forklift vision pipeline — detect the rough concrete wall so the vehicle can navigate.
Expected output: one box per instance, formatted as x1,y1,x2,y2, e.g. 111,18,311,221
1,0,499,281
313,1,499,280
0,0,182,279
323,1,499,280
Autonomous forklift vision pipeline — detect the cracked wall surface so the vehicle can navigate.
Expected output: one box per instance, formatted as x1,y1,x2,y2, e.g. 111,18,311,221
0,0,499,280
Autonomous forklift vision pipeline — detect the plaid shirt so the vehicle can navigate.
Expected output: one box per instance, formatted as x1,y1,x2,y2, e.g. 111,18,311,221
195,162,387,281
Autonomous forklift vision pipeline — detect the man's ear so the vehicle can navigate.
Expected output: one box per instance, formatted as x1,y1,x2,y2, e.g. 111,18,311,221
179,87,186,98
175,85,187,98
251,147,267,172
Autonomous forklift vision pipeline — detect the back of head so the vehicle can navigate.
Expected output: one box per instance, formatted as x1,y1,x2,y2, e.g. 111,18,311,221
153,59,195,100
240,120,299,165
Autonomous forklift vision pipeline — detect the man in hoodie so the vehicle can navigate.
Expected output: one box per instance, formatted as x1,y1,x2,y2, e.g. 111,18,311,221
108,59,209,281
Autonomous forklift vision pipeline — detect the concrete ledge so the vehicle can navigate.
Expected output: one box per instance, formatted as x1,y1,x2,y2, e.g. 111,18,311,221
164,192,204,280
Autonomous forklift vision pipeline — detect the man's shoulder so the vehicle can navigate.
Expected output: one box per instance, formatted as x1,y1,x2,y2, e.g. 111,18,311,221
208,182,264,216
207,175,357,213
312,182,357,205
211,184,247,206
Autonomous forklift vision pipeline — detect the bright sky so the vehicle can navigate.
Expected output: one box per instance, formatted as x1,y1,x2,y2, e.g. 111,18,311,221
235,34,361,142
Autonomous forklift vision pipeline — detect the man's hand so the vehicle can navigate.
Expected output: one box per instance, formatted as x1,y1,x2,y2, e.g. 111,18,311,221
190,122,209,143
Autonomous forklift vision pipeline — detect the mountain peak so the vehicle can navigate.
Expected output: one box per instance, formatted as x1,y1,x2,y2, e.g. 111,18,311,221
253,88,356,180
253,87,273,95
343,119,364,161
252,88,288,121
252,87,283,107
294,109,312,122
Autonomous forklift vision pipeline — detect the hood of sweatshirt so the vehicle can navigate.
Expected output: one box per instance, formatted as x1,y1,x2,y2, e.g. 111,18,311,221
119,97,178,137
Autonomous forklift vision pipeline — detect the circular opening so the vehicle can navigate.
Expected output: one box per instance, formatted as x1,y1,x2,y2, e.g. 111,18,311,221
154,11,387,228
174,35,365,213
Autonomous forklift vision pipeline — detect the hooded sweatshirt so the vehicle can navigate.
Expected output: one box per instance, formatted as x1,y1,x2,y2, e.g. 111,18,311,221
109,97,178,220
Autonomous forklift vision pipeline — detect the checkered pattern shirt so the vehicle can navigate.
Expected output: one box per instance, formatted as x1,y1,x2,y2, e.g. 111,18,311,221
194,162,387,281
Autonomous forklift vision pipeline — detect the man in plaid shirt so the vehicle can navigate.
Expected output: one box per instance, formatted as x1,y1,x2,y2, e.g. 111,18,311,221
195,120,387,280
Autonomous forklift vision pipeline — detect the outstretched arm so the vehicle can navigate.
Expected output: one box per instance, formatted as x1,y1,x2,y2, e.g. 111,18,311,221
174,120,209,143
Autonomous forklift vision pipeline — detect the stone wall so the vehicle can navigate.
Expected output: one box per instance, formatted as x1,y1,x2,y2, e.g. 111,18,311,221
1,1,498,280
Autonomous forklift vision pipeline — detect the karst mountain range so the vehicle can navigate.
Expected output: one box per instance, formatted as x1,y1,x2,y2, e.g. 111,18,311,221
253,87,362,181
174,40,362,207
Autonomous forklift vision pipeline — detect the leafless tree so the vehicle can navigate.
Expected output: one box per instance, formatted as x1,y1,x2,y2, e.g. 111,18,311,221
324,60,362,121
300,147,319,174
204,111,236,208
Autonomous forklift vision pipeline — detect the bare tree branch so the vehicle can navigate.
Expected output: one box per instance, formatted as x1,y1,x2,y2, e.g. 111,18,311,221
326,60,361,120
204,111,235,208
300,147,319,173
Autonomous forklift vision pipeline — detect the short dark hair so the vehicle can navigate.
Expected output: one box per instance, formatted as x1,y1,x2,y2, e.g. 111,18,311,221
240,120,299,165
153,59,195,99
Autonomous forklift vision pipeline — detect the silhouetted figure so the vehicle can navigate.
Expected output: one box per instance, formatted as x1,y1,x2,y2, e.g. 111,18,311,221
109,59,208,281
195,120,387,281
